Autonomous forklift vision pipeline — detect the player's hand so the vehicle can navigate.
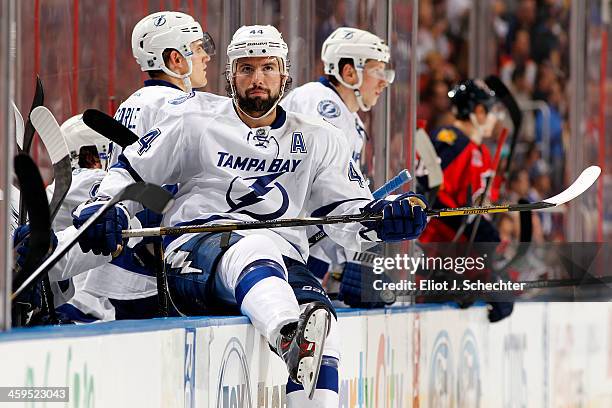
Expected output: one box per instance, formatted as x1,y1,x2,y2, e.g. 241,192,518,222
488,301,513,322
13,224,58,269
338,260,396,308
361,192,428,242
72,200,129,256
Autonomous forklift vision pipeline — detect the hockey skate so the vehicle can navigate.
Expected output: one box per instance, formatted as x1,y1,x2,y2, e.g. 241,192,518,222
275,301,331,399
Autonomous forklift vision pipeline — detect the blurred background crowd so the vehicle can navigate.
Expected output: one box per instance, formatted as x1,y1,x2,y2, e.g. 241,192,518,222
415,0,574,243
5,0,611,244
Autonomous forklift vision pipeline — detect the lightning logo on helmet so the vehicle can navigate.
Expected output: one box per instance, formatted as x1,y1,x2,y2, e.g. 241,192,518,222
153,15,166,27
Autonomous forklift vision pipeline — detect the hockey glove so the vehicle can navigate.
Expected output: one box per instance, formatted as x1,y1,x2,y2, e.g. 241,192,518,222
488,301,514,323
13,224,58,270
338,260,396,308
72,200,129,256
361,192,428,242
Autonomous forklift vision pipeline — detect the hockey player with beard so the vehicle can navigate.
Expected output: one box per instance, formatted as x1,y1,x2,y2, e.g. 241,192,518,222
282,27,396,307
73,25,427,405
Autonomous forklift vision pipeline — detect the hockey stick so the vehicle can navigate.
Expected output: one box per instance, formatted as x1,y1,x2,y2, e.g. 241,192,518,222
124,166,601,238
11,182,175,300
372,169,412,199
307,169,412,247
484,75,522,180
12,154,55,326
82,108,139,148
452,127,509,242
11,101,25,152
415,124,443,189
30,106,73,222
82,108,172,316
17,76,45,226
22,75,45,153
30,106,72,322
83,108,175,317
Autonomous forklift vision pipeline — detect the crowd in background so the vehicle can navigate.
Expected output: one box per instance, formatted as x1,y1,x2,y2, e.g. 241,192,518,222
416,0,572,243
12,0,605,243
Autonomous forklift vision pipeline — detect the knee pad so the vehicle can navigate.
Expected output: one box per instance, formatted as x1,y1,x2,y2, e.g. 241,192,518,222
287,260,337,319
219,234,287,289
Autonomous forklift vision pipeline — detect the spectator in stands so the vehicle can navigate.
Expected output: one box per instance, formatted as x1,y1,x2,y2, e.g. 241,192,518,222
509,64,536,142
535,77,565,190
500,29,537,89
418,79,453,133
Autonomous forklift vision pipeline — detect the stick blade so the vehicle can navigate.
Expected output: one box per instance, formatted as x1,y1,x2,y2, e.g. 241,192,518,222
415,128,443,188
83,109,139,148
543,166,601,206
116,182,175,214
22,75,45,153
13,154,51,280
11,101,25,151
30,106,69,164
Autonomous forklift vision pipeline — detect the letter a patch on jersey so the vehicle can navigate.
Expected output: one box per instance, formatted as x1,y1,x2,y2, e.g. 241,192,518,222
348,161,365,188
290,132,307,154
138,128,161,156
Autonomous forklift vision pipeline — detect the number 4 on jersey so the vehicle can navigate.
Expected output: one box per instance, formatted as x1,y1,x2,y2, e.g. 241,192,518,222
138,128,161,156
348,161,365,188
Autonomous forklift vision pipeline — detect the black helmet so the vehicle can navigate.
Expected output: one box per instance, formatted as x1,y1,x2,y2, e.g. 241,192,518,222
448,79,496,120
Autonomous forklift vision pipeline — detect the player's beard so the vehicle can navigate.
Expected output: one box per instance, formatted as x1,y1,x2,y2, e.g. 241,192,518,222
237,86,280,117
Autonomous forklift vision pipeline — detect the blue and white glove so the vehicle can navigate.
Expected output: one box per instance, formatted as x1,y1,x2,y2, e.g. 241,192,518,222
13,224,58,270
72,200,129,256
361,192,428,242
338,260,396,308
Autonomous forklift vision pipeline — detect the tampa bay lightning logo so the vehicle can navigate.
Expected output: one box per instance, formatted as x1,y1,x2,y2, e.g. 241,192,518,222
168,91,196,105
226,172,289,221
457,330,480,407
429,331,454,408
317,100,341,119
153,15,166,26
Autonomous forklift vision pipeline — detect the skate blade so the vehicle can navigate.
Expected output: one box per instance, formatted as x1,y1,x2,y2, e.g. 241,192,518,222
297,308,331,400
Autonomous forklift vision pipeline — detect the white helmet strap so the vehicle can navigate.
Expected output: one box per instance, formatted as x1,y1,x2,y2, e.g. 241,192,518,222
160,53,193,92
334,64,371,112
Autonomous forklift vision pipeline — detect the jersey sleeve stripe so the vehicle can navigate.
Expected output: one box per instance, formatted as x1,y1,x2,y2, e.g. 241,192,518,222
311,198,369,217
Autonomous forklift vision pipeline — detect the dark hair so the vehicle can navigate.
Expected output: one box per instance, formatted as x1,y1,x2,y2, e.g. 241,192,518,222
512,63,527,83
147,48,177,79
327,57,355,86
78,146,101,169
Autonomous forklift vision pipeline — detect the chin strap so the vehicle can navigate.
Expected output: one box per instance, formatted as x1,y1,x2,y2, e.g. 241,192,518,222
353,89,371,112
161,58,193,93
468,113,484,145
335,71,372,112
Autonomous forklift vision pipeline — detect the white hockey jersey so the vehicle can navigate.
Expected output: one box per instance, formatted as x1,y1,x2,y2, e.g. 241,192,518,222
111,79,193,163
98,93,376,262
282,78,372,272
46,167,106,231
281,78,368,164
72,80,190,304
